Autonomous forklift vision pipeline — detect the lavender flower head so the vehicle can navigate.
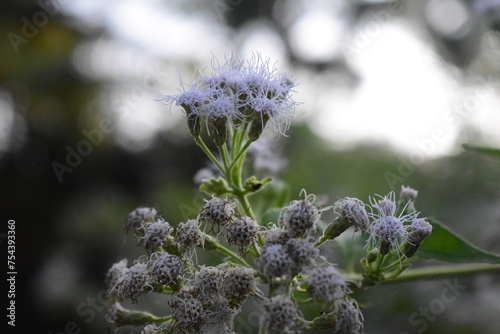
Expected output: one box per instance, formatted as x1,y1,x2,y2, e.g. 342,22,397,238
367,192,419,256
280,189,322,237
163,53,298,141
306,265,351,302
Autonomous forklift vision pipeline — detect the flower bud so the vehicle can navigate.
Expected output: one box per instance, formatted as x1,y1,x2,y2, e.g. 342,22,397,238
140,324,162,334
106,302,162,328
332,298,364,334
403,218,432,258
114,262,149,303
223,266,256,306
306,266,350,302
264,227,290,246
169,293,205,333
248,113,270,142
227,216,259,254
182,106,202,137
332,197,370,235
286,238,317,274
256,243,293,278
281,193,320,238
149,252,183,287
199,196,237,233
105,258,128,292
377,198,397,217
263,295,297,332
194,266,224,301
139,219,172,253
125,207,157,232
208,116,228,146
398,185,419,214
176,219,202,254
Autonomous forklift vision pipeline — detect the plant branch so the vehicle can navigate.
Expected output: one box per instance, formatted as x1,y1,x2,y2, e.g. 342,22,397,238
194,135,226,174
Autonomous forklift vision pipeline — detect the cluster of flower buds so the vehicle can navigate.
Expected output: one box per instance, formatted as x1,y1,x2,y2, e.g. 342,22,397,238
366,188,432,258
124,207,175,254
106,183,432,334
168,265,257,333
198,196,260,255
320,186,432,263
256,227,318,278
164,53,298,143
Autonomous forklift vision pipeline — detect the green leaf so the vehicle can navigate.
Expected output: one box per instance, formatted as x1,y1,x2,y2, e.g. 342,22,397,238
307,312,335,330
462,143,500,158
198,177,232,196
418,218,500,264
243,176,272,193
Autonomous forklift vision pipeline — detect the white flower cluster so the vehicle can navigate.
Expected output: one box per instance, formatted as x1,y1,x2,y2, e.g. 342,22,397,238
366,191,432,257
257,227,317,279
168,265,256,333
106,177,432,334
164,53,298,140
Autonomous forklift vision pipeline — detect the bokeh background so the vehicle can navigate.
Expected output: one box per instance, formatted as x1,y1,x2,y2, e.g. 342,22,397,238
2,0,500,333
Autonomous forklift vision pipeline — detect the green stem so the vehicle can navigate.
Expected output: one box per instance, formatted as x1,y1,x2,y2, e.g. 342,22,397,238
152,315,173,324
380,260,405,272
350,263,500,285
380,263,500,285
233,123,250,158
195,135,225,174
215,243,251,267
114,306,172,327
218,143,231,173
229,140,252,173
373,253,387,273
202,232,252,268
234,190,256,220
229,140,256,219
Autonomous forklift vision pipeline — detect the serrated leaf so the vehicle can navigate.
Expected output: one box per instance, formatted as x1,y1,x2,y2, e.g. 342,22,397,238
418,218,500,263
462,143,500,158
198,177,231,196
243,176,272,193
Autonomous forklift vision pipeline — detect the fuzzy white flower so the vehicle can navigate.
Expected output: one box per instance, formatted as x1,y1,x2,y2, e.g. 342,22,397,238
281,190,322,237
367,192,420,256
